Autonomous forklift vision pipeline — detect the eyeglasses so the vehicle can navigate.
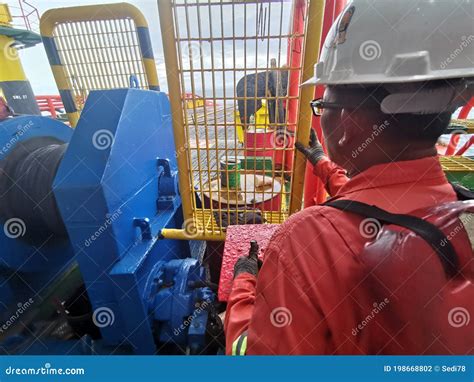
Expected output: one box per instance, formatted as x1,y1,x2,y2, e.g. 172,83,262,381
310,98,345,116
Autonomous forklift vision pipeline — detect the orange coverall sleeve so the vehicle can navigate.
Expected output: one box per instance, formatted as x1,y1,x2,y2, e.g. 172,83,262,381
224,273,257,354
313,157,349,196
225,212,335,354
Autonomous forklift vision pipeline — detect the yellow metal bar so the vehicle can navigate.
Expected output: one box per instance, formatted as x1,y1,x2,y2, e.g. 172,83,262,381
161,228,226,242
157,0,194,224
289,0,325,214
143,58,160,89
40,3,148,37
439,156,474,172
450,119,474,134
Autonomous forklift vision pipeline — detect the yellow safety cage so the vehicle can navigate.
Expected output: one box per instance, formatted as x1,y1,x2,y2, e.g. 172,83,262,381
40,2,160,127
159,0,324,241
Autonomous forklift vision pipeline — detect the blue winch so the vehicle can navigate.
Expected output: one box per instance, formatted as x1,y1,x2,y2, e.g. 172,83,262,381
0,89,222,355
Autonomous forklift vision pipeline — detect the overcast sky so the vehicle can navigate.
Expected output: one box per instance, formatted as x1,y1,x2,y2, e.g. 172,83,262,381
11,0,293,97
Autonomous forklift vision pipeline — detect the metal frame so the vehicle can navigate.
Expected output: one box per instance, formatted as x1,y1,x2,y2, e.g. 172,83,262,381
40,3,159,127
159,0,325,240
289,0,325,213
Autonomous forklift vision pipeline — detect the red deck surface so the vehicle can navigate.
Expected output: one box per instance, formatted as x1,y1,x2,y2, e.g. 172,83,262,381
218,224,280,302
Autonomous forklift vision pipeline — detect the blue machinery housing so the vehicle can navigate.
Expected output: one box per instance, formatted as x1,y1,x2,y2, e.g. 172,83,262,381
0,89,218,354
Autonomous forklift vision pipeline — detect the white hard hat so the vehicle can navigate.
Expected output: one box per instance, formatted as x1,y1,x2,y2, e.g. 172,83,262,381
303,0,474,87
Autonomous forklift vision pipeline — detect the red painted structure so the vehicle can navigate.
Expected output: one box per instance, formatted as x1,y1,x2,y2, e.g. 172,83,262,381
455,135,474,156
218,224,280,301
10,0,40,32
445,97,474,155
35,95,64,119
244,130,274,158
283,0,306,170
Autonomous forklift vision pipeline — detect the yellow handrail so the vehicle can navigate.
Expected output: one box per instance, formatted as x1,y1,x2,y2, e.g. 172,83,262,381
289,0,325,214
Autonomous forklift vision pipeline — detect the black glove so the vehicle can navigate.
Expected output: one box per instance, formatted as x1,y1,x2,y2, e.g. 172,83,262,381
234,240,263,278
295,129,325,166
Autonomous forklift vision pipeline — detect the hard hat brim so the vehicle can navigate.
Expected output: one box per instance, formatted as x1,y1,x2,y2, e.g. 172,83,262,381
300,76,319,87
300,71,474,88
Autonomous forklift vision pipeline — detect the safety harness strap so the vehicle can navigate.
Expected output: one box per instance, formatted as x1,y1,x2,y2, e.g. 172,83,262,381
231,331,248,356
324,199,459,278
451,183,474,200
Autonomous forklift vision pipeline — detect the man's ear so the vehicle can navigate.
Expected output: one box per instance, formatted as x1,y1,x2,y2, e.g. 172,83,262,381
338,109,365,146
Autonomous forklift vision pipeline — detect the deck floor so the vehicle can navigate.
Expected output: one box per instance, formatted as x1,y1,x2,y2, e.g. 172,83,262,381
187,105,244,186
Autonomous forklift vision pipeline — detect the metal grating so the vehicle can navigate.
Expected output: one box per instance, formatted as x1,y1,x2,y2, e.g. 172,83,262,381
439,155,474,172
53,19,149,111
161,0,314,239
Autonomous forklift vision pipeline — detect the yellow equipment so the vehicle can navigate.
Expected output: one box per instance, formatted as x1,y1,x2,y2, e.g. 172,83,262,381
0,3,41,115
234,100,270,144
234,110,245,144
255,99,270,130
40,3,160,127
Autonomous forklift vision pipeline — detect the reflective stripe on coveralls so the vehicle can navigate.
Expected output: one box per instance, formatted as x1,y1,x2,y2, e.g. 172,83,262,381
231,331,248,356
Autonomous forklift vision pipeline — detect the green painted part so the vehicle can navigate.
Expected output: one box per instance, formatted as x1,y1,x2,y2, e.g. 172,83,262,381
0,26,42,48
445,172,474,191
221,158,241,189
239,156,273,172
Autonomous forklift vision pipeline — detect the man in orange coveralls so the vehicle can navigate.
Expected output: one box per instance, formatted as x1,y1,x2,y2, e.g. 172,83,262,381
225,0,474,355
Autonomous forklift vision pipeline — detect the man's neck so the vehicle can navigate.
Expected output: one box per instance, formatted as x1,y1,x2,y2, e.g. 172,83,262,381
349,144,438,176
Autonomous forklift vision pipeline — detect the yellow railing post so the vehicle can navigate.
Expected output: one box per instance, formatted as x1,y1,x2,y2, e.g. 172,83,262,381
289,0,325,214
157,0,194,224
